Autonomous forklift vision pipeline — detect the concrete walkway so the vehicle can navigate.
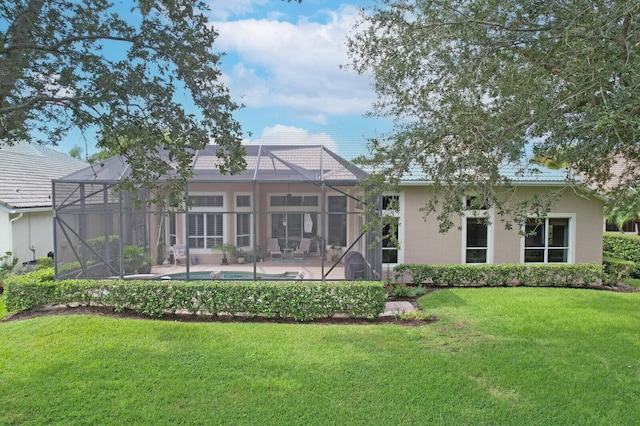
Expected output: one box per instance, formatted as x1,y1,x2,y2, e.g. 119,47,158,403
383,301,416,317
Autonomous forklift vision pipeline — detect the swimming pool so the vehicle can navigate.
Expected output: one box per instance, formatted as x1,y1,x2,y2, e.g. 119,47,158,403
160,271,301,280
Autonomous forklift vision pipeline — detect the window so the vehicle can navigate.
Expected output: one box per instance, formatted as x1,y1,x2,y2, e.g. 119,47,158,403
382,195,400,264
382,216,399,263
187,193,225,250
605,221,636,233
190,195,223,207
168,213,176,246
524,218,569,263
466,218,488,263
463,196,492,264
188,213,223,249
328,196,347,247
465,196,488,210
270,195,318,206
236,195,251,208
236,213,251,247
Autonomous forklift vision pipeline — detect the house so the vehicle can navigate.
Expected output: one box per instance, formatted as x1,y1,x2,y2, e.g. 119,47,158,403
0,143,88,265
385,165,605,267
51,144,605,281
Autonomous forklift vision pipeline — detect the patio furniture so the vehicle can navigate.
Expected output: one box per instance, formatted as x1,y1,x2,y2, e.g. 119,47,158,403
344,251,365,280
169,244,187,266
282,247,294,259
292,238,311,259
267,238,282,260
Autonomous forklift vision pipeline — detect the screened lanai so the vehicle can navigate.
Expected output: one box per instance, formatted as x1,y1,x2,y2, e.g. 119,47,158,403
52,145,382,281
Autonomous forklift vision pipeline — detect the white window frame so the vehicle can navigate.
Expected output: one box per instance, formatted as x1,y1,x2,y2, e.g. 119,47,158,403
520,213,576,264
187,192,227,253
235,193,253,249
461,198,494,264
382,193,403,265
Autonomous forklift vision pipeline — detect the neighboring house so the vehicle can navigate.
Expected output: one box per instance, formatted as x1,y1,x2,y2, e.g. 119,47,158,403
0,143,88,265
603,156,639,234
51,144,605,281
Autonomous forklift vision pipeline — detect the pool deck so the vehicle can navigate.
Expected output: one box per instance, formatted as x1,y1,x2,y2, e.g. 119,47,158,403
149,255,347,281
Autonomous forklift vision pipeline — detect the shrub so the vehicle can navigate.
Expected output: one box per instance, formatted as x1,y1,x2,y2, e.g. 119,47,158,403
400,310,434,322
36,257,54,269
603,233,640,277
393,263,603,288
602,256,635,283
3,273,386,321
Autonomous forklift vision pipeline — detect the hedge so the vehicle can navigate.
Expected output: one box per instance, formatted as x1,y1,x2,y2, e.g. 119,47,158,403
602,256,636,283
603,233,640,277
3,274,386,321
393,263,604,288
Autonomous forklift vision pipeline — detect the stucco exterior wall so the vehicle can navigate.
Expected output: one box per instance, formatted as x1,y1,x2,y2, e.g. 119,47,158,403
399,185,604,265
3,211,54,265
0,210,11,259
163,182,364,265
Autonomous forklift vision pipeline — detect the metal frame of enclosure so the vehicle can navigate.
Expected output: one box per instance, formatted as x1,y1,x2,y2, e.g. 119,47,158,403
52,145,382,281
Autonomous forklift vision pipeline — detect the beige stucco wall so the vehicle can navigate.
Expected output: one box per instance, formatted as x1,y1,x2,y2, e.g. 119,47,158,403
162,182,364,265
399,185,604,265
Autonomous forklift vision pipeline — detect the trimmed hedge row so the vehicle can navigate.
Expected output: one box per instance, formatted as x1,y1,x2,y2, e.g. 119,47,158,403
603,233,640,277
393,263,604,287
602,256,636,283
4,275,386,321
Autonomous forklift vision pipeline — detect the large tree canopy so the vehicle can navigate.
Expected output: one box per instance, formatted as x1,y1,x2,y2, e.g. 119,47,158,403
348,0,639,230
1,0,245,205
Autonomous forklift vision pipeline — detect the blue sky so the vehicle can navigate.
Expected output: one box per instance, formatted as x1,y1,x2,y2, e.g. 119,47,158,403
57,0,390,161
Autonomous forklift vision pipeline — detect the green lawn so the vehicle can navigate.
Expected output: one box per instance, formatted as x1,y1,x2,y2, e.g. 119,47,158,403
1,288,639,425
624,277,640,289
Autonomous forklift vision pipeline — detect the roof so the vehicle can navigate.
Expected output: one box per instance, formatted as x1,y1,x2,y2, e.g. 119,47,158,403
398,157,576,186
56,144,369,185
0,143,88,210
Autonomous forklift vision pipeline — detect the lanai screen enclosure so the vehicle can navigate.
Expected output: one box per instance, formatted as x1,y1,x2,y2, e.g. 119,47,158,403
52,145,382,281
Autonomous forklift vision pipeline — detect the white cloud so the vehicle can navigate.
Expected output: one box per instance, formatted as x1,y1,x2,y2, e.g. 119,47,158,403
213,5,375,122
244,125,339,153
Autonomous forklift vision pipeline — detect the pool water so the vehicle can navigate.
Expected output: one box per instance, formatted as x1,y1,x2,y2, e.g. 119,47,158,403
161,271,300,280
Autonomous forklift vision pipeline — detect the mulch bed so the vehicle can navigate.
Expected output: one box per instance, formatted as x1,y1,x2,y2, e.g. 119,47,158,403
2,299,434,327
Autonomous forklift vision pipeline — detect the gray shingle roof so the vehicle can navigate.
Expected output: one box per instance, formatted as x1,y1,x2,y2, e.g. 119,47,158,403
0,143,88,210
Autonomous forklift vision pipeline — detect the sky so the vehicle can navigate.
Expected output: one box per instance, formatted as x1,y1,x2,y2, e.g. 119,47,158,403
57,0,391,161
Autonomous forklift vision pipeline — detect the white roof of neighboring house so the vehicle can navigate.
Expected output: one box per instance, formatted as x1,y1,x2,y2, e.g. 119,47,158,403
0,143,88,210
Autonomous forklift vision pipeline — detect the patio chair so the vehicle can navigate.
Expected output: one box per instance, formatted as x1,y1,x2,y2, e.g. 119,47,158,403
267,238,282,260
169,244,187,266
292,237,311,259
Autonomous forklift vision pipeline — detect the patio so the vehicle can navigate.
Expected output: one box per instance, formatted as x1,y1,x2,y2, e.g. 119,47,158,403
52,145,383,281
147,255,347,281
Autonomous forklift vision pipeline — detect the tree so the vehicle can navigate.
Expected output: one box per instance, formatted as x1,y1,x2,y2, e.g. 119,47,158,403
347,0,639,231
605,188,640,234
68,145,83,159
1,0,245,205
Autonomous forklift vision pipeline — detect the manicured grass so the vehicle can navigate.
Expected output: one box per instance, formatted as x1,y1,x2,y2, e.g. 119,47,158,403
1,288,639,425
623,277,640,289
